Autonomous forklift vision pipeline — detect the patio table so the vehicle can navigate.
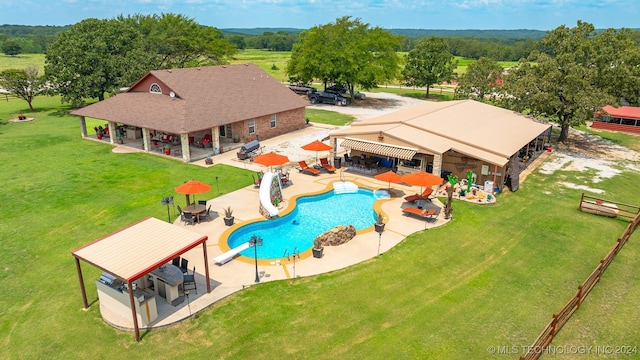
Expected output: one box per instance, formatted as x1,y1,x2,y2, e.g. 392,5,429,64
184,204,206,223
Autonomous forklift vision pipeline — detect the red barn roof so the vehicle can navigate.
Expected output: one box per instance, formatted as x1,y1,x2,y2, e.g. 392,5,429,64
602,105,640,121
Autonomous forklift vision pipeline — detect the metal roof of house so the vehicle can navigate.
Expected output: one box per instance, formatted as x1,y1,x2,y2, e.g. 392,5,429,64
71,64,309,134
331,100,551,166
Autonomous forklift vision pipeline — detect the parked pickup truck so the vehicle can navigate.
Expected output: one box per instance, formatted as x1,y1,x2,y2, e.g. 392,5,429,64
308,91,350,106
288,83,316,95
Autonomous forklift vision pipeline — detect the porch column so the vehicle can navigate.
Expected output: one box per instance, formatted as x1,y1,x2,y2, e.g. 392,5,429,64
180,134,191,162
79,116,88,138
212,127,220,155
431,153,443,178
107,122,117,145
142,128,151,152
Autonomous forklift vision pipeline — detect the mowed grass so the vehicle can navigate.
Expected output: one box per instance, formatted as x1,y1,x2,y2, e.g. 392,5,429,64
0,54,46,71
1,96,640,358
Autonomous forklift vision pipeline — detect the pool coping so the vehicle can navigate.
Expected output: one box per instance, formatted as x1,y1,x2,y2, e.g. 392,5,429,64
217,180,398,265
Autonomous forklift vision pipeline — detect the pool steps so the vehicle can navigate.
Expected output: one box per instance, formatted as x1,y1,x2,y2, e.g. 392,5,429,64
333,181,358,194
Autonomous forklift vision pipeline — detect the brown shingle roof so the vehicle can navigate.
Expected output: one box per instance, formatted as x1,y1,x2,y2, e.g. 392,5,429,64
72,64,308,134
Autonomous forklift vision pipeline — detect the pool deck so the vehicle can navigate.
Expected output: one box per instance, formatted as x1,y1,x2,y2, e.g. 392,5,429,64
102,124,455,331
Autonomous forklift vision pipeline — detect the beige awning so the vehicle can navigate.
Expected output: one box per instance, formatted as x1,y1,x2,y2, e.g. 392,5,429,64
73,217,207,282
341,138,418,160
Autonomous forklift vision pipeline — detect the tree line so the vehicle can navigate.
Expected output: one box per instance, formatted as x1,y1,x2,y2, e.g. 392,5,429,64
1,23,560,62
1,16,639,144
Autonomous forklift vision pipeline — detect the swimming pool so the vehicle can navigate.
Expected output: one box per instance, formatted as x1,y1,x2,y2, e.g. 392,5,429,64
227,188,379,259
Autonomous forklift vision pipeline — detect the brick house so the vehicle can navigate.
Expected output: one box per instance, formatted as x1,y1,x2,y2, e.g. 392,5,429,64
71,64,309,162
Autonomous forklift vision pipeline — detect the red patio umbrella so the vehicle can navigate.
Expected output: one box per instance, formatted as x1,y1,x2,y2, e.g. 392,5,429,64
401,171,442,192
374,170,403,190
301,139,333,164
252,152,290,172
175,179,211,206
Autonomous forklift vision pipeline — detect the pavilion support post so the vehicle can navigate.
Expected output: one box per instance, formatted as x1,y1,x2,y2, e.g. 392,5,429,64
128,282,141,342
202,241,212,293
74,257,89,309
431,154,443,177
330,137,337,160
492,165,498,195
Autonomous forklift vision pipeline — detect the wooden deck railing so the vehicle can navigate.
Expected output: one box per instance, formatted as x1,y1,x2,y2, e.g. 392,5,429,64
520,197,640,360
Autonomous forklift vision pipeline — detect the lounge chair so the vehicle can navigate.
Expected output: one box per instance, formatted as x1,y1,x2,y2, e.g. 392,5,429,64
404,187,434,203
402,207,438,220
319,158,336,173
298,161,320,176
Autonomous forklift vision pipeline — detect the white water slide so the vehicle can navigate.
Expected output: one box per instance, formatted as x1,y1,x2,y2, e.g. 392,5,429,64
259,172,279,217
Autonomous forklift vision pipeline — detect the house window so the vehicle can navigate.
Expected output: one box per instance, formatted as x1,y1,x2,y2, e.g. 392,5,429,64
270,114,277,128
248,119,256,134
149,83,162,94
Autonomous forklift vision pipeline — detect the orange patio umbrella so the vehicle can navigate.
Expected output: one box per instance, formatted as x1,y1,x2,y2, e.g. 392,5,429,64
301,139,333,164
175,179,211,206
401,171,442,192
374,170,403,190
252,152,290,172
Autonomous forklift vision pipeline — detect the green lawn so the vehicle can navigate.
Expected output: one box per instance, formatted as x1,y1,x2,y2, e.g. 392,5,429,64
1,95,639,359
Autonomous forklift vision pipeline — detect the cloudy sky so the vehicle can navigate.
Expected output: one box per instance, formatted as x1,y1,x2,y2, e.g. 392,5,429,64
2,0,638,30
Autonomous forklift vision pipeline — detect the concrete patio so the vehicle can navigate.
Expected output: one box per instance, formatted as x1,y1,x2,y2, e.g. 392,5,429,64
101,122,455,331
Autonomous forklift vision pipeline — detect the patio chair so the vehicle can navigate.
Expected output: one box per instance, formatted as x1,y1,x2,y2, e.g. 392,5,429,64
402,207,438,221
344,153,353,166
199,205,212,222
177,205,186,222
319,158,336,173
279,171,291,187
182,266,197,294
297,161,320,176
180,258,189,274
183,212,196,226
172,257,181,267
198,200,207,206
404,188,434,203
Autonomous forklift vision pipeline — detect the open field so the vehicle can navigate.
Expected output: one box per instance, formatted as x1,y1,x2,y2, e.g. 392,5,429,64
1,94,639,359
1,51,518,87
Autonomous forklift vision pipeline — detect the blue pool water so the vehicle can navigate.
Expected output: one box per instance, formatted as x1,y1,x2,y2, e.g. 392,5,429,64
227,188,378,259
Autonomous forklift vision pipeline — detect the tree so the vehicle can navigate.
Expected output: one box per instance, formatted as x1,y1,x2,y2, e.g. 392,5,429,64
118,13,237,69
402,37,456,97
0,67,44,112
454,57,503,102
44,18,150,106
286,16,400,99
499,21,639,142
2,39,22,56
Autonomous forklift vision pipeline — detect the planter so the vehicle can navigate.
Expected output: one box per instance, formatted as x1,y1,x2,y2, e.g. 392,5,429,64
312,247,324,258
164,149,171,155
224,216,234,226
205,159,213,165
233,136,240,143
374,223,385,233
97,134,103,140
